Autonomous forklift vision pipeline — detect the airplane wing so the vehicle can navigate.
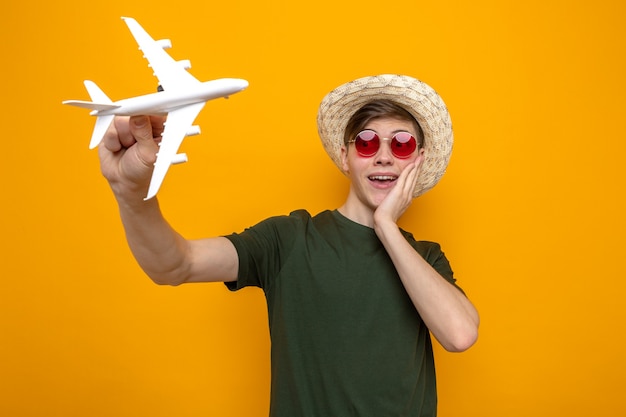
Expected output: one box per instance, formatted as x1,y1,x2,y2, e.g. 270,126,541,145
145,102,206,200
122,17,199,91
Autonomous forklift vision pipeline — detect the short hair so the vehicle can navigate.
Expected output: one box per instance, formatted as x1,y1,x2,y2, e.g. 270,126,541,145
343,99,424,147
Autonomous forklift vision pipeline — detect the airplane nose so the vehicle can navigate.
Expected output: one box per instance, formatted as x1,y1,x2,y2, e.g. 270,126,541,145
237,79,249,91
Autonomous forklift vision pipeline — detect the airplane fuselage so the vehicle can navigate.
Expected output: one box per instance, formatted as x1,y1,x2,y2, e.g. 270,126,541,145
91,78,248,116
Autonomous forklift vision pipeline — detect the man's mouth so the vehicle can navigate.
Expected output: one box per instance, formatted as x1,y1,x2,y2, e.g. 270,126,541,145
368,175,398,182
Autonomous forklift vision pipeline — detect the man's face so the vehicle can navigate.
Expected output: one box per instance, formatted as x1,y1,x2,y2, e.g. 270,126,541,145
341,117,424,211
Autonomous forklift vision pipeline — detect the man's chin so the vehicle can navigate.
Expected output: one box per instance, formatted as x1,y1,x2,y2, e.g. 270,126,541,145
368,191,391,210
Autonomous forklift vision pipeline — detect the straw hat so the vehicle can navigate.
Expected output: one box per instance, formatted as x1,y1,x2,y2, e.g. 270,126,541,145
317,74,453,197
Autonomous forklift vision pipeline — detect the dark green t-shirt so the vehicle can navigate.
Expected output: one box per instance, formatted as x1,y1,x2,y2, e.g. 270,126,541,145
225,209,461,417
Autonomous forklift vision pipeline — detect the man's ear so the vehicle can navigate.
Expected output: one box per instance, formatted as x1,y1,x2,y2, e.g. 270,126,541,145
340,145,350,173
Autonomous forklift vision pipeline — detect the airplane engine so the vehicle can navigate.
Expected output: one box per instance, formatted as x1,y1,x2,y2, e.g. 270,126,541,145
177,60,192,70
186,126,201,136
156,39,172,49
171,153,188,165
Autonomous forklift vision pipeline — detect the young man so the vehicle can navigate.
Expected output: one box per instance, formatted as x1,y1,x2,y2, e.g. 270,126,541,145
98,74,479,416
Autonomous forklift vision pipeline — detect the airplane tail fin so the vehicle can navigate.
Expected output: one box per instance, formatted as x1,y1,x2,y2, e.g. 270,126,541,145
83,81,117,148
83,80,112,104
62,81,118,148
63,80,118,111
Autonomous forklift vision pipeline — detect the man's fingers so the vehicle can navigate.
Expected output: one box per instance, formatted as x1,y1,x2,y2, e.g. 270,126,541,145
130,115,166,142
410,155,424,186
128,115,160,165
129,115,154,142
404,155,424,195
149,115,167,140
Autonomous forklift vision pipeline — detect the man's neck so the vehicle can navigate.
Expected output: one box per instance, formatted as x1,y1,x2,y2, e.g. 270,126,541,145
337,199,375,228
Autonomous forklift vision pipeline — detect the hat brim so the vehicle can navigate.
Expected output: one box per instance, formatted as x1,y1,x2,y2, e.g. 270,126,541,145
317,74,453,197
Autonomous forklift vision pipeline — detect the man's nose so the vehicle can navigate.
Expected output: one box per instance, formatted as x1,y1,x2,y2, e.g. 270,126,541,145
374,140,395,164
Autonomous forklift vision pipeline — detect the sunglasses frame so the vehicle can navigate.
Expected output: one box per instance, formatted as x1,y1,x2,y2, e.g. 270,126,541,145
348,130,418,159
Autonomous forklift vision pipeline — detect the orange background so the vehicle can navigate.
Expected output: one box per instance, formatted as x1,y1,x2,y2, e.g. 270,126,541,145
2,0,625,416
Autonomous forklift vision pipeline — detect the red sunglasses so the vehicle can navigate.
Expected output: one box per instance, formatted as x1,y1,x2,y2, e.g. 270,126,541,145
348,130,418,159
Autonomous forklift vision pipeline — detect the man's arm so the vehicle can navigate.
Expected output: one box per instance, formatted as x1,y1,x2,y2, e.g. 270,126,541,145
374,160,479,352
98,115,238,285
375,219,479,352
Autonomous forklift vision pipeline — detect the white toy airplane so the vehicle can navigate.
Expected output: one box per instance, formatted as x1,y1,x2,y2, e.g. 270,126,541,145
63,17,249,200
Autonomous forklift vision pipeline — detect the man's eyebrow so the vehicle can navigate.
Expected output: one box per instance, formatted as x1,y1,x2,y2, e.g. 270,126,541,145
362,127,413,135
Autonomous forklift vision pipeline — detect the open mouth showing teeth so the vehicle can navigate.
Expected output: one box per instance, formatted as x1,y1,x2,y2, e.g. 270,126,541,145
369,175,398,182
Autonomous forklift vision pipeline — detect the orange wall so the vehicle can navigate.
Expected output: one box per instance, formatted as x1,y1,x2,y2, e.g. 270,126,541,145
2,1,625,416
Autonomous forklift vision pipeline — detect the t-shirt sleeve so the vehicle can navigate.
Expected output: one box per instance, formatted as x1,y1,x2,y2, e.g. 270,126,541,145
412,240,466,295
222,211,305,291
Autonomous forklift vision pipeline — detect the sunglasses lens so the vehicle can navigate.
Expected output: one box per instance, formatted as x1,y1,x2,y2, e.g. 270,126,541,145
354,131,380,156
391,133,417,158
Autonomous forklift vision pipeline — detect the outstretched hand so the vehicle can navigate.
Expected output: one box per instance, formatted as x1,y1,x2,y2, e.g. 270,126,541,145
374,154,424,226
98,115,166,199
